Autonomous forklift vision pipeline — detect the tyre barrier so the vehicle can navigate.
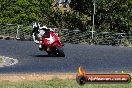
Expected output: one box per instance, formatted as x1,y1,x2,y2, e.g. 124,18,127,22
0,36,32,41
0,36,16,40
0,36,3,40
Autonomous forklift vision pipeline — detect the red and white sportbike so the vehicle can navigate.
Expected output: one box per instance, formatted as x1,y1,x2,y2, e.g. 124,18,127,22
39,31,65,57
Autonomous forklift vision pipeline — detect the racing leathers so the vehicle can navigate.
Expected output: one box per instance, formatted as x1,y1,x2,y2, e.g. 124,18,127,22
32,26,55,51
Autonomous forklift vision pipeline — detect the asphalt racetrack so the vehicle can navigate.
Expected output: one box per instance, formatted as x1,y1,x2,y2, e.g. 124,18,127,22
0,40,132,73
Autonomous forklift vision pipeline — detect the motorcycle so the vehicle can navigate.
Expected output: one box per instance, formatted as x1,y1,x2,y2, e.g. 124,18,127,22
39,31,65,57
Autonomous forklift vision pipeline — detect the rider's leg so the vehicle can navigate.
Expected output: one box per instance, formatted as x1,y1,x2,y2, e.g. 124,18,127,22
38,40,43,51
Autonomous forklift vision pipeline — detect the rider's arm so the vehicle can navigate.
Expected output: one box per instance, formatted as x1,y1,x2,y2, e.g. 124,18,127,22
32,33,39,44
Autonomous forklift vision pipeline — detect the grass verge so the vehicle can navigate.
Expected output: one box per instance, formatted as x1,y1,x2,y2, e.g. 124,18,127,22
0,57,3,63
0,79,131,88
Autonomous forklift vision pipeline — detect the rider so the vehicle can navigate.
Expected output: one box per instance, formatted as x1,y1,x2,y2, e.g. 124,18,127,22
32,22,41,44
32,22,55,50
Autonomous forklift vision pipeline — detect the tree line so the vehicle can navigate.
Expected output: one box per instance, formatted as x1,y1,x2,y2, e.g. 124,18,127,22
0,0,132,33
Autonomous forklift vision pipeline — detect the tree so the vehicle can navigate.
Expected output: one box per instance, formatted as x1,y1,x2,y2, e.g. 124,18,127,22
0,0,53,25
69,0,132,33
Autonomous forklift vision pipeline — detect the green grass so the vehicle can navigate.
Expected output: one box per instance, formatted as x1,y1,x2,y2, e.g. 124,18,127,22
0,79,131,88
0,57,3,63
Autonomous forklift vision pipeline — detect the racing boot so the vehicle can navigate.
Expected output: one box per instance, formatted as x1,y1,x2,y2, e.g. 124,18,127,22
47,47,51,52
39,44,43,51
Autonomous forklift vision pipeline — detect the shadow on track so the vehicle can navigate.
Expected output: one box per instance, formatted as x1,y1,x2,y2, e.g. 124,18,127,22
34,55,57,57
32,55,65,57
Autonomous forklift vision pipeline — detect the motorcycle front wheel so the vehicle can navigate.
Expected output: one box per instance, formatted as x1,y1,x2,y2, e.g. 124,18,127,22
55,45,65,57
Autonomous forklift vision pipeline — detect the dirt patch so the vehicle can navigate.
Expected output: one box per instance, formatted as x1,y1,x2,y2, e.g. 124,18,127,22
0,73,76,82
0,73,131,82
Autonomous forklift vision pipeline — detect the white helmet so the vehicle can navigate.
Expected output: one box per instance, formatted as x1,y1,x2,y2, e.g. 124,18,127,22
48,28,55,32
39,25,47,30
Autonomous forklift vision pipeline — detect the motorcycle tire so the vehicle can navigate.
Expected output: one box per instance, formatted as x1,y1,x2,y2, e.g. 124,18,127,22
55,45,65,57
47,52,53,56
